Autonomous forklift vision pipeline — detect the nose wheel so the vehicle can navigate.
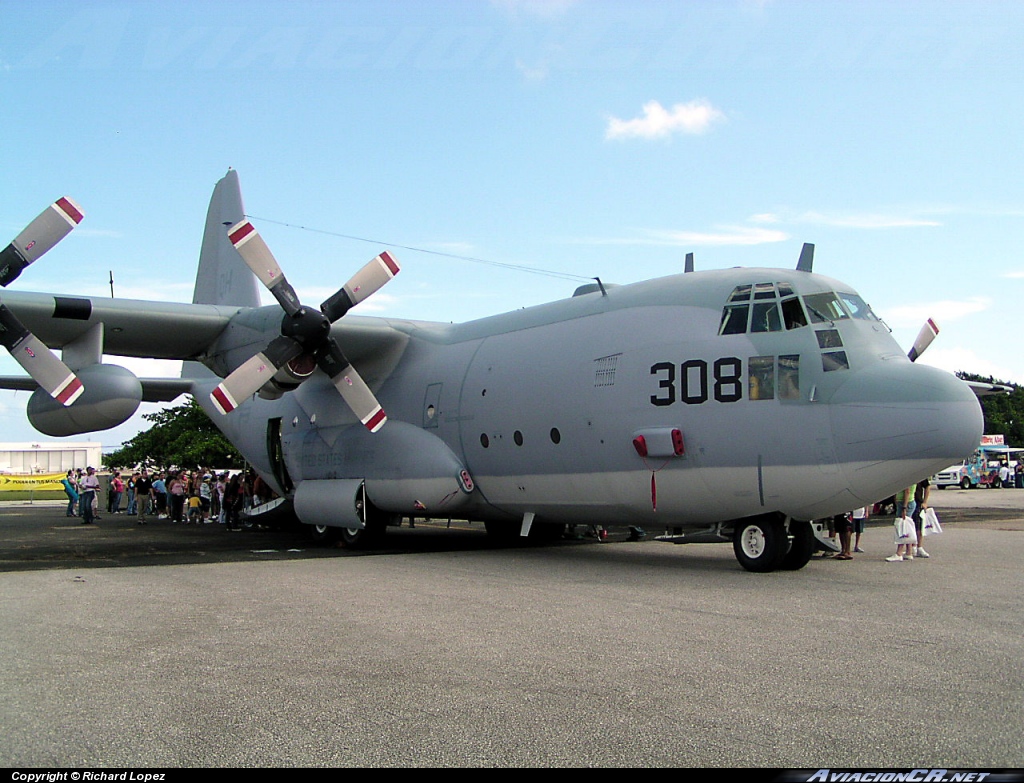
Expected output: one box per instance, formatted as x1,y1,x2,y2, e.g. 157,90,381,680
733,515,787,572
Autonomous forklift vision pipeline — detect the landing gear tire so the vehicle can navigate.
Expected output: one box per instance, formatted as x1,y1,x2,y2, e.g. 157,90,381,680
733,516,787,573
339,514,392,549
339,507,395,548
779,519,815,571
309,524,341,544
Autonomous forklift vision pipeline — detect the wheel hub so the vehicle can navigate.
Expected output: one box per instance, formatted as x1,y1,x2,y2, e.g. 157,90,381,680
740,525,767,558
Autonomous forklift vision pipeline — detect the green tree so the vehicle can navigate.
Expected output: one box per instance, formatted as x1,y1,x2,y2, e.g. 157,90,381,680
104,398,243,470
957,372,1024,447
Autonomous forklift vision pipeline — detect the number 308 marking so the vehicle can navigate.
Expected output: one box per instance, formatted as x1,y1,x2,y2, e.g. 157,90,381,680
650,358,743,406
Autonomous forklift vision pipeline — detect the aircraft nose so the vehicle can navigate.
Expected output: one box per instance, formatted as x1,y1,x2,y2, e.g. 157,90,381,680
827,361,983,502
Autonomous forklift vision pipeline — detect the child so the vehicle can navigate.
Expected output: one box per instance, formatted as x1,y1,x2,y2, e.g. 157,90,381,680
187,493,203,524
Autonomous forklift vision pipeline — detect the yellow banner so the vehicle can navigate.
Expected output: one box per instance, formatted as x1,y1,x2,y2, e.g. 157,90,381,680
0,472,67,492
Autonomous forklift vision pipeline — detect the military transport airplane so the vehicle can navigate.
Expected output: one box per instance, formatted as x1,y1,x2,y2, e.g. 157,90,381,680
0,171,983,571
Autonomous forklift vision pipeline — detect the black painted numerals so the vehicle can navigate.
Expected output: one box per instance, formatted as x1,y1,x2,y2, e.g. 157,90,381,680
713,357,742,402
650,362,675,406
650,357,743,406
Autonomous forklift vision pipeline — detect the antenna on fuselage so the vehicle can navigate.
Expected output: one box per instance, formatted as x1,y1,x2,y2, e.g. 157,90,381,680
796,243,814,272
684,252,694,273
593,277,608,296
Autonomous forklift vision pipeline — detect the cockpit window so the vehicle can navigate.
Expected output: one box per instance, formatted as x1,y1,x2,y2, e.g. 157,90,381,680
837,292,879,321
803,293,849,324
781,297,807,330
728,285,752,302
719,304,749,335
721,283,805,335
750,302,781,333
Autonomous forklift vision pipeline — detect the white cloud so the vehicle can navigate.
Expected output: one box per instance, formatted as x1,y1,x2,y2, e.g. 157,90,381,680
751,209,941,229
881,297,990,329
792,211,941,229
605,100,725,140
920,347,1024,386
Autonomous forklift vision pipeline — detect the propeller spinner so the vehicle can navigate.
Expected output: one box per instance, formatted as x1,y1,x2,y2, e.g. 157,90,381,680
0,197,86,406
211,219,398,433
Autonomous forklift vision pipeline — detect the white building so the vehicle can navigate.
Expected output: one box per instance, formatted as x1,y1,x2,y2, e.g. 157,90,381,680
0,442,103,474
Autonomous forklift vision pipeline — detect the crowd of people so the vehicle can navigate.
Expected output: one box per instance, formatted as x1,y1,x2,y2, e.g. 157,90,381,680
820,477,941,563
60,467,274,532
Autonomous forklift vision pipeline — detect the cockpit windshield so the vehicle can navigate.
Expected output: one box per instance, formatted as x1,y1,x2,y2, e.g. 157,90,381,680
837,292,879,321
802,293,848,324
719,283,879,336
719,282,810,335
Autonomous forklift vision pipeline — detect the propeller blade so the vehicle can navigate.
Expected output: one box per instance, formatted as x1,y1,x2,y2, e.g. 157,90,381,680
316,340,387,432
908,318,939,362
320,251,400,323
0,304,83,405
0,197,84,287
210,335,303,414
227,219,303,317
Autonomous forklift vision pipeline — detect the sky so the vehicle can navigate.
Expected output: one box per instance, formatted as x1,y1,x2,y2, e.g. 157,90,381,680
1,0,1023,451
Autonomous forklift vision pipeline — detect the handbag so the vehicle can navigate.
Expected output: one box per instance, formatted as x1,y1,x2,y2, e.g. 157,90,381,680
894,515,918,544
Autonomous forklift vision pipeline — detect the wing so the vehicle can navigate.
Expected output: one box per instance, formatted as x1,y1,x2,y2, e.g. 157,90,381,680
964,380,1014,397
0,290,237,360
0,290,411,387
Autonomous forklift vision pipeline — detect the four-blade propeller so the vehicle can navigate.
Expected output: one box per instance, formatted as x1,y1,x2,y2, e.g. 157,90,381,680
210,219,398,432
0,197,86,406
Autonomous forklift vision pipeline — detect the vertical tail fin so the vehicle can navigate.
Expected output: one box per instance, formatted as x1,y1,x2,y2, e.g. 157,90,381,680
192,169,261,308
184,170,262,382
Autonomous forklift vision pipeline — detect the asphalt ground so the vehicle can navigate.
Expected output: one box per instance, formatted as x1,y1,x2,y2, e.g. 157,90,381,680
0,490,1022,767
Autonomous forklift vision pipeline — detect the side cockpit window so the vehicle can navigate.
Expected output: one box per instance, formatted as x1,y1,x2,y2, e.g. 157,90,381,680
803,292,849,324
838,292,879,321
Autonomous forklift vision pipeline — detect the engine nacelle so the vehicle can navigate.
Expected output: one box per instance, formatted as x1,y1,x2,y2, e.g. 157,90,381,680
27,363,142,436
291,421,474,526
257,355,317,400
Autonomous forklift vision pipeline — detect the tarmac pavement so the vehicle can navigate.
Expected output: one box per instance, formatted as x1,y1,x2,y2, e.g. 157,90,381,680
0,490,1021,767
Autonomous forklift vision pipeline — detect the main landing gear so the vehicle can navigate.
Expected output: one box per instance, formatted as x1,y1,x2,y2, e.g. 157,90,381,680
733,515,814,573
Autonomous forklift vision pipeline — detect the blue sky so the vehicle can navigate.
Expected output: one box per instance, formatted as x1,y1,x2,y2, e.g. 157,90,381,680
1,0,1023,450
